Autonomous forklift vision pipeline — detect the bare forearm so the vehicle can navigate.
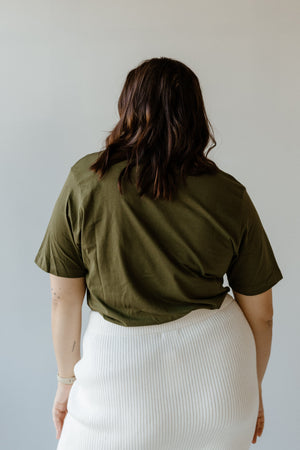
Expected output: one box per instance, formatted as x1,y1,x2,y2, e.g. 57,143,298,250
249,319,273,386
51,301,82,377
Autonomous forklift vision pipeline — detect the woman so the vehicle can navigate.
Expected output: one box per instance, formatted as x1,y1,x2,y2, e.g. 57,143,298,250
34,57,283,450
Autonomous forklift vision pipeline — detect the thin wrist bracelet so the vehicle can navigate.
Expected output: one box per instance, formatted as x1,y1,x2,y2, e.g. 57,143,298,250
57,373,76,385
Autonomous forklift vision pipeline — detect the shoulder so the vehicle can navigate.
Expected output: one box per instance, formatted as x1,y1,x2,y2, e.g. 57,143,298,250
215,168,246,191
68,152,102,191
215,168,248,203
70,152,100,176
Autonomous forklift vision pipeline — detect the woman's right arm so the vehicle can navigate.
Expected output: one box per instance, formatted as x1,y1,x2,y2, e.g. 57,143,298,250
232,288,274,386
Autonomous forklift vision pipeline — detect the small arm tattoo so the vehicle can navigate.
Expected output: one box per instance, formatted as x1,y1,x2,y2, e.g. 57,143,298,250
51,291,61,303
72,341,76,352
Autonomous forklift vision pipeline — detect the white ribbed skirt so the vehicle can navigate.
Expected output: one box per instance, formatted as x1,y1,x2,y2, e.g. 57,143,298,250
57,293,259,450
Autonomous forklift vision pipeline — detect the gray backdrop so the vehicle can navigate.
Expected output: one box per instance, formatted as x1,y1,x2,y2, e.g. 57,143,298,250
1,1,298,449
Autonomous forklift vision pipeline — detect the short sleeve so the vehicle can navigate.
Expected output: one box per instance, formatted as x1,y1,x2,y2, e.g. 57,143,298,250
226,188,283,295
34,168,87,278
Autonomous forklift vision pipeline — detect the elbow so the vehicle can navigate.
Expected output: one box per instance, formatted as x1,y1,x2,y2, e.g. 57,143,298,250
265,318,273,327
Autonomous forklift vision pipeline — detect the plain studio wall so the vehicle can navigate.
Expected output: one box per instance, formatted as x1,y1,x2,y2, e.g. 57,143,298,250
0,1,298,449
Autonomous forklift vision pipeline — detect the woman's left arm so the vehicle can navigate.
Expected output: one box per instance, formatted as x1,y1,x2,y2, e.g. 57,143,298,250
50,274,86,376
50,274,86,440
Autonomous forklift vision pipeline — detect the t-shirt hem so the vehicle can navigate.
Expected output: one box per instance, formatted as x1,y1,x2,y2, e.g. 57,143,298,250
34,255,86,278
229,267,283,296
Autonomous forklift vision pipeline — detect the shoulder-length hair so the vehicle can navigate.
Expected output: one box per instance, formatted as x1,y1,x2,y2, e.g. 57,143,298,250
89,57,219,201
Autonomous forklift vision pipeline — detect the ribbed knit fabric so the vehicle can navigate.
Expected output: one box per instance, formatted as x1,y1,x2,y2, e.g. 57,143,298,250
57,293,259,450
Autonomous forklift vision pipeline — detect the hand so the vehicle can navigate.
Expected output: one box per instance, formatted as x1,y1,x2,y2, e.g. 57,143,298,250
252,385,264,444
52,382,73,440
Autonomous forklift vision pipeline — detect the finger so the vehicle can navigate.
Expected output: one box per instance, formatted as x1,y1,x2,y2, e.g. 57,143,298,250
254,419,264,441
54,413,66,440
55,418,63,440
56,425,62,440
54,420,61,438
252,422,258,443
52,413,62,435
257,417,265,436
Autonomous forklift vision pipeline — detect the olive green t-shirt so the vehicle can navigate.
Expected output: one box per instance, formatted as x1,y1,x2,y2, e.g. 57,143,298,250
34,152,283,326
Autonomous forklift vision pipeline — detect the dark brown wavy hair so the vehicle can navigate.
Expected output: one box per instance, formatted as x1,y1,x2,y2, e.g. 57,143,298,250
89,57,219,201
